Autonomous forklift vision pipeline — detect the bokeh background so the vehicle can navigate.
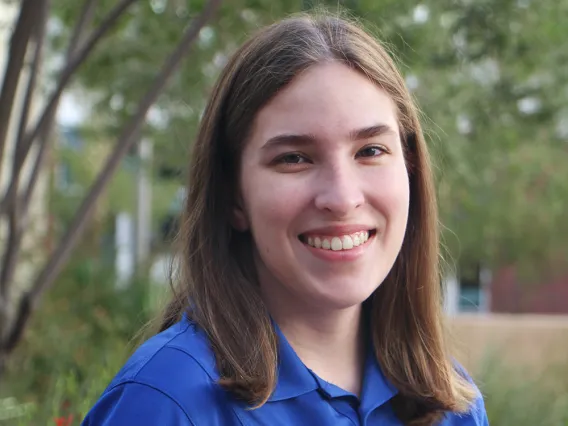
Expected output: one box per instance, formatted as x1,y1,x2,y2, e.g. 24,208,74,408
0,0,567,424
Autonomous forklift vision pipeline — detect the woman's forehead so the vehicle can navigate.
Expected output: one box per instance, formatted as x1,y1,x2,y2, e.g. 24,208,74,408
249,63,400,147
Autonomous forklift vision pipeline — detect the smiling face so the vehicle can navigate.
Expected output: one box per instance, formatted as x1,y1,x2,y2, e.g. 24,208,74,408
236,62,410,313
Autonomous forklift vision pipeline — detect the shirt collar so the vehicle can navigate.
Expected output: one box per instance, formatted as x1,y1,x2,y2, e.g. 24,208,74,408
268,321,320,401
359,344,399,411
268,320,398,407
301,342,398,408
178,315,320,399
182,313,398,407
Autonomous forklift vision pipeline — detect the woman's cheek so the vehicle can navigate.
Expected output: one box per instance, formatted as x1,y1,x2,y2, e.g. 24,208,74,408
366,164,410,208
245,172,307,229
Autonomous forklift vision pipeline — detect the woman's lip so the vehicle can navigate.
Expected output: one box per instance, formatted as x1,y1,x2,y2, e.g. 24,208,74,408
299,232,375,262
300,225,376,237
298,229,376,244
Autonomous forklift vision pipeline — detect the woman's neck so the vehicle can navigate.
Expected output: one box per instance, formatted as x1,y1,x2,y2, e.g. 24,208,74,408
272,304,367,396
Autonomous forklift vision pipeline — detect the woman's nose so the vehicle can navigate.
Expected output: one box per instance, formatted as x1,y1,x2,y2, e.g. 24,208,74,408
313,165,364,217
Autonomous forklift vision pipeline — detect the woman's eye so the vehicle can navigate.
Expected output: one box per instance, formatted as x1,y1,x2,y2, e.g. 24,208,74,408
279,153,307,164
356,145,386,158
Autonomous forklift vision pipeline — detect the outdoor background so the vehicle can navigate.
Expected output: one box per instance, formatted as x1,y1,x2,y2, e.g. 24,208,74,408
0,0,567,424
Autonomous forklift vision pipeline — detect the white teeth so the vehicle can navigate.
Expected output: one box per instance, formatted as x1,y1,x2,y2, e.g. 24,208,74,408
342,235,353,250
331,237,342,251
353,234,361,246
304,231,371,251
314,237,322,248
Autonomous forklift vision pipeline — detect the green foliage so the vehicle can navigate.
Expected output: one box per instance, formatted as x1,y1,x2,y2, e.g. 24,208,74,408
2,255,155,424
44,0,568,274
52,137,180,229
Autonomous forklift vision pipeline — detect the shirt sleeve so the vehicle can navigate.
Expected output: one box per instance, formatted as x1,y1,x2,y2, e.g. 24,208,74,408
450,361,490,426
471,393,489,426
81,382,195,426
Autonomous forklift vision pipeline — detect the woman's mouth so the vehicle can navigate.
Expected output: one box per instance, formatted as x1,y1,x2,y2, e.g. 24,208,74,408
298,229,376,251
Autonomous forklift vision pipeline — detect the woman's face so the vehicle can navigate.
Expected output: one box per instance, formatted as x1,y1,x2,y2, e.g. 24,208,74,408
237,62,410,312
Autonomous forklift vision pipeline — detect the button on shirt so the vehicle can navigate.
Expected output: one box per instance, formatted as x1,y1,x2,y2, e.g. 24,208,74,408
82,316,489,425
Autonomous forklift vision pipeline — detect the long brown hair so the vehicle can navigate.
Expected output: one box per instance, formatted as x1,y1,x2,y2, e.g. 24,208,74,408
160,11,476,426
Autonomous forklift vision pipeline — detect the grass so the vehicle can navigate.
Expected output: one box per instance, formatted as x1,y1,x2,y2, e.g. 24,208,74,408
476,352,568,426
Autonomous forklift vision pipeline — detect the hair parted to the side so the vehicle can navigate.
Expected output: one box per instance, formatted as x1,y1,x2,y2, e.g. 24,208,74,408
159,10,477,426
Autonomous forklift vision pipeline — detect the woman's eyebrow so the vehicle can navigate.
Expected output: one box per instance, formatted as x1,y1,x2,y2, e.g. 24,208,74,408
262,133,317,150
261,123,396,150
349,124,397,141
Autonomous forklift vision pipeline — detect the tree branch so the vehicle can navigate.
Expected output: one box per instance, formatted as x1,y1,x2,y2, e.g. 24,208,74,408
21,121,51,224
1,290,30,354
66,0,100,59
0,210,23,301
13,3,46,163
4,0,138,205
0,0,43,182
13,0,97,164
14,0,99,221
19,0,98,219
0,0,49,313
2,0,223,355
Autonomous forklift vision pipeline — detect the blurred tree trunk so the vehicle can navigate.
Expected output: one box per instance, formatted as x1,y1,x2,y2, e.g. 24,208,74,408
0,0,222,381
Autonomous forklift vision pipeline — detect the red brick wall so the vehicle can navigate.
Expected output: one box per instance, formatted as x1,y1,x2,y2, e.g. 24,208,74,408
490,266,568,314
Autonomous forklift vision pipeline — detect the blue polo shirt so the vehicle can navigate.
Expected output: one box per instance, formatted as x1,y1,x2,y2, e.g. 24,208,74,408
82,316,489,425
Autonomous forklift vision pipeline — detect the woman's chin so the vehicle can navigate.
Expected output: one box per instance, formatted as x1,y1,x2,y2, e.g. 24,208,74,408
308,282,378,311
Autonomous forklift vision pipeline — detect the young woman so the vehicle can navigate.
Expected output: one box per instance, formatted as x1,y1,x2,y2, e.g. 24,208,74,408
83,13,489,426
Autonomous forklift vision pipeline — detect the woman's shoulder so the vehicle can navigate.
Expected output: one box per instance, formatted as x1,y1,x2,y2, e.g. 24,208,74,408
444,361,489,426
82,318,236,425
442,393,488,426
114,317,220,386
